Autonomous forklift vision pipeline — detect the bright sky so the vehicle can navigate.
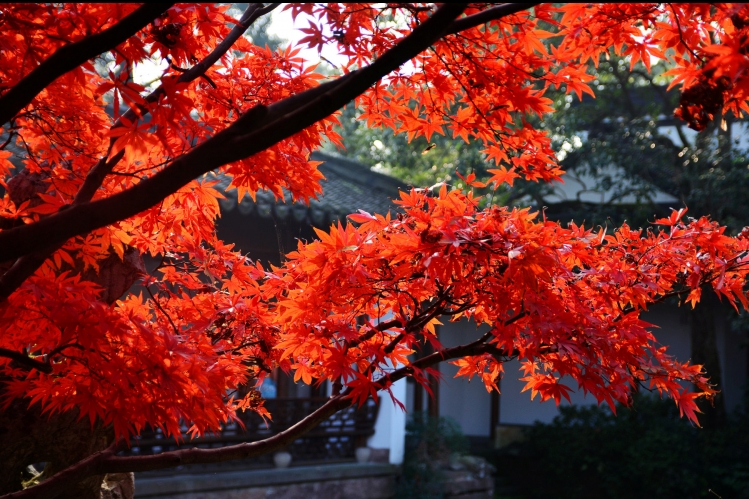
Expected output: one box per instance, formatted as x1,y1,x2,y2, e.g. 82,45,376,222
133,6,346,88
266,6,349,71
134,6,658,91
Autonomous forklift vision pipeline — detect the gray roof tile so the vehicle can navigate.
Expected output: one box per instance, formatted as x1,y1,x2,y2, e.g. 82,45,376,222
215,151,405,226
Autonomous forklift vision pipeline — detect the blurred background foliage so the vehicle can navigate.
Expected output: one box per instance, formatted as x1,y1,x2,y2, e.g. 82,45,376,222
491,392,749,499
326,54,749,231
395,414,469,499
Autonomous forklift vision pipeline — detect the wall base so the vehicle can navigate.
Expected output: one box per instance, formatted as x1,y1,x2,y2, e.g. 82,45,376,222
135,463,398,499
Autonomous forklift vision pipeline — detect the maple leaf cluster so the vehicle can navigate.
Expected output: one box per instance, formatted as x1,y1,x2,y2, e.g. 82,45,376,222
267,185,749,425
0,5,747,478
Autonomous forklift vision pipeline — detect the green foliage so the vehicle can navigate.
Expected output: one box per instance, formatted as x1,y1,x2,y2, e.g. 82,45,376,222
330,56,749,233
506,393,749,499
395,414,469,499
325,105,515,207
537,56,749,231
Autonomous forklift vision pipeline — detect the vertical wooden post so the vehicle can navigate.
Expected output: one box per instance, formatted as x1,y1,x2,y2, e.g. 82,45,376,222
413,379,424,412
276,368,290,398
427,372,440,418
425,326,440,418
490,380,500,441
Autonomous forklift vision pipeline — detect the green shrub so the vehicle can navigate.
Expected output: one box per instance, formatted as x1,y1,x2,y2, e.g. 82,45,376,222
395,414,469,499
512,392,749,499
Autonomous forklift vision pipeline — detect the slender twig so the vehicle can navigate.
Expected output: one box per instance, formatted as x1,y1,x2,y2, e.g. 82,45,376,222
0,126,16,151
0,3,279,300
44,342,85,360
0,4,544,262
145,285,180,336
666,3,701,63
0,4,173,126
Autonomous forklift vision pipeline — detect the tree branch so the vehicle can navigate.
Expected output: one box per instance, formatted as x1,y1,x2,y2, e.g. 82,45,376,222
3,329,500,499
0,3,475,263
346,318,404,350
0,149,124,302
74,3,280,204
0,4,278,300
4,272,537,497
443,3,539,36
0,348,51,374
0,3,541,263
373,340,507,389
0,3,173,126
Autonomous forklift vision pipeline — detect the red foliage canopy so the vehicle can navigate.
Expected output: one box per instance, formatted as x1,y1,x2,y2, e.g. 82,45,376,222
1,3,749,496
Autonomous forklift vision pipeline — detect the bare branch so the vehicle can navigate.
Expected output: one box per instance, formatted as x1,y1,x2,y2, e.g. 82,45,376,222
0,3,278,299
3,330,499,499
0,3,174,126
0,3,469,263
0,347,51,374
444,3,539,36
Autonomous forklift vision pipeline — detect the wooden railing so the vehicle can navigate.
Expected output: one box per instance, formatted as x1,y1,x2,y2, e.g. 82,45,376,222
124,397,379,469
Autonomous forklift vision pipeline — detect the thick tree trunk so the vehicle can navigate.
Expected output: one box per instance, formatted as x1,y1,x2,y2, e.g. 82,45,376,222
100,473,135,499
689,296,726,428
0,177,145,495
0,398,113,497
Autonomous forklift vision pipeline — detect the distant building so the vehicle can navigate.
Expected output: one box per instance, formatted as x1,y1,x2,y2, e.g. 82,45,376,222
215,151,409,465
216,150,405,267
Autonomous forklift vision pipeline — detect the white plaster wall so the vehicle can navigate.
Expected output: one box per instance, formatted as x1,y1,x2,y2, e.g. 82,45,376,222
499,304,695,425
499,358,596,425
437,301,747,428
367,376,407,464
367,312,407,464
438,321,493,436
642,302,747,414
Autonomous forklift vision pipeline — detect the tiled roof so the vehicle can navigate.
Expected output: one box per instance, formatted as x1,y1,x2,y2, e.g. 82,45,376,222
215,151,406,226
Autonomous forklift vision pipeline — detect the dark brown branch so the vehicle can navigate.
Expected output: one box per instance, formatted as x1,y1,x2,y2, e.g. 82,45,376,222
0,3,469,263
1,393,351,499
5,278,541,496
0,127,15,151
666,3,702,65
383,333,406,355
0,3,542,264
0,3,173,126
0,149,124,302
3,326,499,499
45,342,84,359
444,3,539,36
371,332,508,389
74,2,280,204
145,285,179,336
0,348,52,374
346,318,404,349
0,3,278,299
